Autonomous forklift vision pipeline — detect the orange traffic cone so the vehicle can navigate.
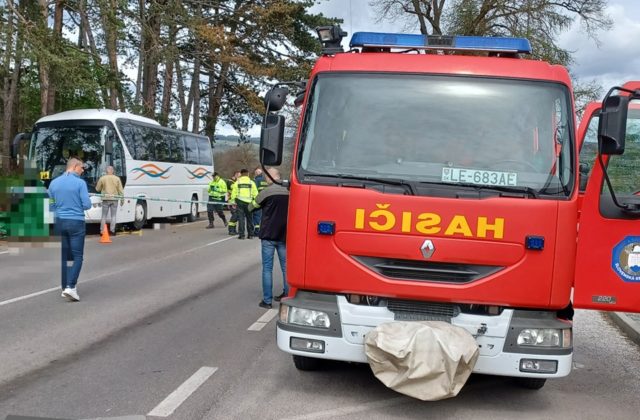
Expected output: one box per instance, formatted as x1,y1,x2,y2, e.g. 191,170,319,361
99,228,112,244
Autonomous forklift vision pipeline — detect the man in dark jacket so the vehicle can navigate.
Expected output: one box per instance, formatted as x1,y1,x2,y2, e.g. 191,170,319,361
250,167,289,309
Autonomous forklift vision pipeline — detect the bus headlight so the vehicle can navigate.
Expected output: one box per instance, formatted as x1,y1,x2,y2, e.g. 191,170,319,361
517,328,571,348
284,305,331,329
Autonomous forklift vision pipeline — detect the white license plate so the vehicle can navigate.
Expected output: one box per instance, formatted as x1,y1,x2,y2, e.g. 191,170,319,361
441,167,518,186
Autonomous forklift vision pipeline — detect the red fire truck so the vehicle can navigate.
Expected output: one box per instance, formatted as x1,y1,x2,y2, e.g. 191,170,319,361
259,27,640,390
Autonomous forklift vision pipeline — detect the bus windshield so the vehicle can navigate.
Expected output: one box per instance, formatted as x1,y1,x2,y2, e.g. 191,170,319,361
30,122,117,190
298,74,574,197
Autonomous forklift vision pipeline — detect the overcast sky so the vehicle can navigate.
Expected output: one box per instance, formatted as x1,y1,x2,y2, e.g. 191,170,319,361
231,0,639,136
309,0,640,95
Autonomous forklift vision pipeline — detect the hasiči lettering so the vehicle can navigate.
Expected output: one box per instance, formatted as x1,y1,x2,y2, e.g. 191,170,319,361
354,204,505,239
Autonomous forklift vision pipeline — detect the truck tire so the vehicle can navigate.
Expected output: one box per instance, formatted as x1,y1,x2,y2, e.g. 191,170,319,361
293,355,323,371
514,377,547,390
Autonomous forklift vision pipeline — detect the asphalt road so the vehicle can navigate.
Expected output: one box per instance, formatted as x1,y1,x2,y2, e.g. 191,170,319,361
1,219,639,420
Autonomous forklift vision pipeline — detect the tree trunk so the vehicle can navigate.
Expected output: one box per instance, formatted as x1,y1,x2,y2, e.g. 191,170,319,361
37,0,50,116
100,0,121,110
184,56,199,132
141,0,164,118
47,0,64,114
205,70,216,139
191,57,201,133
159,24,177,126
134,0,145,107
79,0,108,107
207,61,229,139
187,2,202,132
1,2,16,169
175,58,189,130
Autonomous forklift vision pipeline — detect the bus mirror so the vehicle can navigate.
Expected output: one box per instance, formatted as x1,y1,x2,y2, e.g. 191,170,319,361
11,132,29,159
598,94,628,155
260,114,285,166
264,87,289,112
294,92,305,107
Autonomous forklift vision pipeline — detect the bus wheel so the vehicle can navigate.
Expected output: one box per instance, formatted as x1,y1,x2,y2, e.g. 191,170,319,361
293,355,323,371
514,377,547,390
186,195,198,223
132,201,147,230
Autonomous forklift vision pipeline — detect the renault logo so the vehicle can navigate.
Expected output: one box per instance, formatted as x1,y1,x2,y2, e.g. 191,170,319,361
420,239,435,259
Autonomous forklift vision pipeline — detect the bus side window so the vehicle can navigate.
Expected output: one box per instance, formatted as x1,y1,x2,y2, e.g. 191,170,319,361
184,135,198,164
153,127,170,162
196,137,213,166
139,125,157,161
167,132,184,163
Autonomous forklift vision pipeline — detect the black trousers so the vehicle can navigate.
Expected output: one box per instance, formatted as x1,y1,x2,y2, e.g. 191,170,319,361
207,197,227,224
236,201,253,238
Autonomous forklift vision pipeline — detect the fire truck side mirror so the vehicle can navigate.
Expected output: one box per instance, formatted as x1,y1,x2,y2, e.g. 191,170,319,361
598,94,628,155
264,87,289,112
260,114,285,166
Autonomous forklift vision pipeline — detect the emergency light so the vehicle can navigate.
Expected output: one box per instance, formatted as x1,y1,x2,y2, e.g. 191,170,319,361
349,32,532,54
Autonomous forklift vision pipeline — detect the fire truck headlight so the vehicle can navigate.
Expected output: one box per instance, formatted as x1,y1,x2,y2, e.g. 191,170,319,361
287,306,331,329
517,328,569,347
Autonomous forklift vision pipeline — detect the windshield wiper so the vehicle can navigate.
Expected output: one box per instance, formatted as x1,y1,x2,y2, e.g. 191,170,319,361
304,172,416,195
421,181,539,198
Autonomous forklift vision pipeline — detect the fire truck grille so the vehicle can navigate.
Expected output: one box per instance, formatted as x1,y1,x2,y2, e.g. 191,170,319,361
387,299,460,322
353,256,502,284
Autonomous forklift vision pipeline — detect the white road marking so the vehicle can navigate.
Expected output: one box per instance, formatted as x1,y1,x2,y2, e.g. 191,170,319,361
248,309,278,331
0,251,9,255
205,237,235,247
0,236,237,307
147,366,218,417
281,397,407,420
0,287,60,307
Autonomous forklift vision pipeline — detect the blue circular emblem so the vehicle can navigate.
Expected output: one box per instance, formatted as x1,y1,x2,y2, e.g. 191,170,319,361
611,236,640,283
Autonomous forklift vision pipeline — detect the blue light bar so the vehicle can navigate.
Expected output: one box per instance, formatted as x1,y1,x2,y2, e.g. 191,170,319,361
349,32,531,54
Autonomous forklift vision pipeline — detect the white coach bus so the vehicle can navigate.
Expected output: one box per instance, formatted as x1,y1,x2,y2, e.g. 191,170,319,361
28,109,213,229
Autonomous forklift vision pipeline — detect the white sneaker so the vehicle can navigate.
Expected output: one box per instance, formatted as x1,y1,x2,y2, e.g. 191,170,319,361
62,288,80,302
61,290,66,298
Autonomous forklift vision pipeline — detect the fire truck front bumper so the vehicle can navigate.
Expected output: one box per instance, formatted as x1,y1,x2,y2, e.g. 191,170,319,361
276,291,573,379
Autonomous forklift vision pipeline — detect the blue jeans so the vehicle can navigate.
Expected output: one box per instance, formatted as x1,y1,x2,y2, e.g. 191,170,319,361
261,240,288,304
56,218,86,289
252,209,262,233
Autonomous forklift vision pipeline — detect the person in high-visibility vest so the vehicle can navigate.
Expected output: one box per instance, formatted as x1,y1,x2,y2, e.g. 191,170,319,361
252,167,268,236
229,168,258,240
206,172,228,229
227,171,240,235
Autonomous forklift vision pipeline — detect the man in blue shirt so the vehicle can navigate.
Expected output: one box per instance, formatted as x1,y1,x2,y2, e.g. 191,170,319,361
48,157,92,301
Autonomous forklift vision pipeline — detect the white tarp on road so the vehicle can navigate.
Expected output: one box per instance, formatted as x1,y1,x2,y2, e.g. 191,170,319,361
364,321,479,401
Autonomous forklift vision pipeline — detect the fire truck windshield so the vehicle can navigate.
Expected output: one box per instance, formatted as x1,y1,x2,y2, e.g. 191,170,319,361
298,74,574,198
